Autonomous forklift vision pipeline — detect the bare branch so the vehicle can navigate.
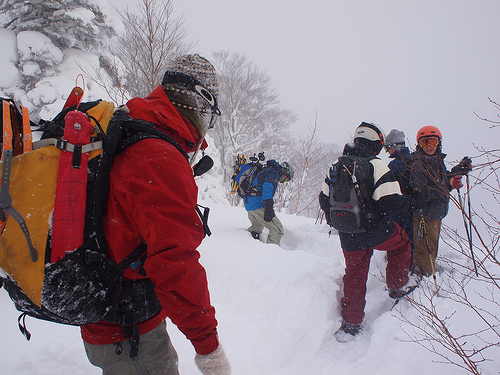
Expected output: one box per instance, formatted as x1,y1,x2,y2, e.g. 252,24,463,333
114,0,193,98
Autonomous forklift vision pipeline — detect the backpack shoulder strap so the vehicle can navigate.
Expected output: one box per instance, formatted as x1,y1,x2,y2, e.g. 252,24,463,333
78,111,185,333
115,112,188,160
88,111,191,256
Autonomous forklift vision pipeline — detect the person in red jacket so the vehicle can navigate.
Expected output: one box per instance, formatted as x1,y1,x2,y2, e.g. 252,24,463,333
81,55,230,374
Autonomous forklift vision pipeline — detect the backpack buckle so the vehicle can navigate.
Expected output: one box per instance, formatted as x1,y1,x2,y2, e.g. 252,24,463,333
84,249,103,264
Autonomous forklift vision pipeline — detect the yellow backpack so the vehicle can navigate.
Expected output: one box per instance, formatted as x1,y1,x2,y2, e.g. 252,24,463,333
0,99,115,308
0,94,200,358
0,97,132,327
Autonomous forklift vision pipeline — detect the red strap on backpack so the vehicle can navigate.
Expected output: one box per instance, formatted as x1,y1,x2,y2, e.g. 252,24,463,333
50,110,93,262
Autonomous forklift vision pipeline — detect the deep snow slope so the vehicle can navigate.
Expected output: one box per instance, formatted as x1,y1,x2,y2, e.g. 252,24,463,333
1,201,496,374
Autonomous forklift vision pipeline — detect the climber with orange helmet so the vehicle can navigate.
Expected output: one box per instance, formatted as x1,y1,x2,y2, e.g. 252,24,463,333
409,125,470,278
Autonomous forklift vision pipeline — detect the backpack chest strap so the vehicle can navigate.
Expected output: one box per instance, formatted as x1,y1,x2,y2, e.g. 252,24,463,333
33,138,103,153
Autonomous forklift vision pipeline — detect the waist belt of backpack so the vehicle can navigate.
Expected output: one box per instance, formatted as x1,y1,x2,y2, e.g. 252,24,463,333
102,242,162,358
1,100,38,262
196,204,212,237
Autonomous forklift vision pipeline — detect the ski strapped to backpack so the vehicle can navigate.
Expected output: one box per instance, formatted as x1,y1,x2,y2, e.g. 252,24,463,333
0,96,207,357
0,99,36,261
230,154,247,194
328,155,379,233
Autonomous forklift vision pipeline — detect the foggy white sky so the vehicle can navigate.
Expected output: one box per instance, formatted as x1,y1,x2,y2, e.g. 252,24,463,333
108,0,500,161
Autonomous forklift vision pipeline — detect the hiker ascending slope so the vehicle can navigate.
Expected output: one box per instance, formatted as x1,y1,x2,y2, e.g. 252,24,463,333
236,159,293,246
319,122,419,341
409,126,471,279
81,54,230,374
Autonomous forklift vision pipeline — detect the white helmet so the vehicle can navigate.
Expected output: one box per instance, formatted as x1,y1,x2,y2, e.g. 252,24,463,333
353,122,385,154
353,122,385,144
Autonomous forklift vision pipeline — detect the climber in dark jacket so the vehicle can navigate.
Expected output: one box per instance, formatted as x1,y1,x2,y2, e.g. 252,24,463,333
243,159,293,245
319,122,417,341
409,125,467,277
385,129,415,259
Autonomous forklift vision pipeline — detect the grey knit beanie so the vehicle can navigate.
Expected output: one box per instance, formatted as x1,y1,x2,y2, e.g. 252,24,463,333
162,54,220,138
385,129,406,150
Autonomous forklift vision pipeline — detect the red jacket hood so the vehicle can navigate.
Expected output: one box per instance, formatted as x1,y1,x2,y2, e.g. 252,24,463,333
126,86,208,153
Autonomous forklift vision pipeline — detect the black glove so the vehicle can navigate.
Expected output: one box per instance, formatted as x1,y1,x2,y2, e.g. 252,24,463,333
324,210,332,226
318,192,332,225
263,199,275,222
451,156,472,176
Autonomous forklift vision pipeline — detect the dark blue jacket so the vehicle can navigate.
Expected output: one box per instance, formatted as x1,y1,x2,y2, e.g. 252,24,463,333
388,147,414,244
243,160,281,211
388,146,413,211
388,147,411,186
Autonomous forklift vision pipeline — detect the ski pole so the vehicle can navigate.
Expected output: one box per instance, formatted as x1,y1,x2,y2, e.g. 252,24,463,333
457,185,478,276
420,214,439,296
465,174,477,276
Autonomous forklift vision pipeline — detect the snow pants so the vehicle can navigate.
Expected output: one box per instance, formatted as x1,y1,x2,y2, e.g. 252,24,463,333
84,321,179,375
247,207,284,245
341,223,411,326
412,216,441,276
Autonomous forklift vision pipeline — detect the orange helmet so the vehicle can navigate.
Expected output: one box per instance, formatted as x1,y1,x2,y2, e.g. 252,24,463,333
416,126,442,142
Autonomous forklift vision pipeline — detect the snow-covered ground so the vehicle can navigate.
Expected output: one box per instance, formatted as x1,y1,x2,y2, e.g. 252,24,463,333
2,198,498,374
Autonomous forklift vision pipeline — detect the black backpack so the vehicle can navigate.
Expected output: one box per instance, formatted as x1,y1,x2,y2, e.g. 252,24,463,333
237,162,264,198
328,155,379,233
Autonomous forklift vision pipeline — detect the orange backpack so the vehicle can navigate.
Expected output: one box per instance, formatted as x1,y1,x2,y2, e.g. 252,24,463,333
0,97,127,326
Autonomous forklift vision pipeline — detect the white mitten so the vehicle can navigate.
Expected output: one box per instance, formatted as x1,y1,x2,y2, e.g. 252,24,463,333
195,345,231,375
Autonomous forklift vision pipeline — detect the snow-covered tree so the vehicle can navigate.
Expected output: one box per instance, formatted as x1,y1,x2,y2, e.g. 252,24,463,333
0,0,124,120
279,114,341,217
1,0,118,51
211,50,296,203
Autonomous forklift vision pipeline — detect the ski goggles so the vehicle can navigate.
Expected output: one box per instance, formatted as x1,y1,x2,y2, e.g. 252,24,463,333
280,175,290,183
418,136,439,148
162,71,221,128
280,162,293,183
384,142,405,152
